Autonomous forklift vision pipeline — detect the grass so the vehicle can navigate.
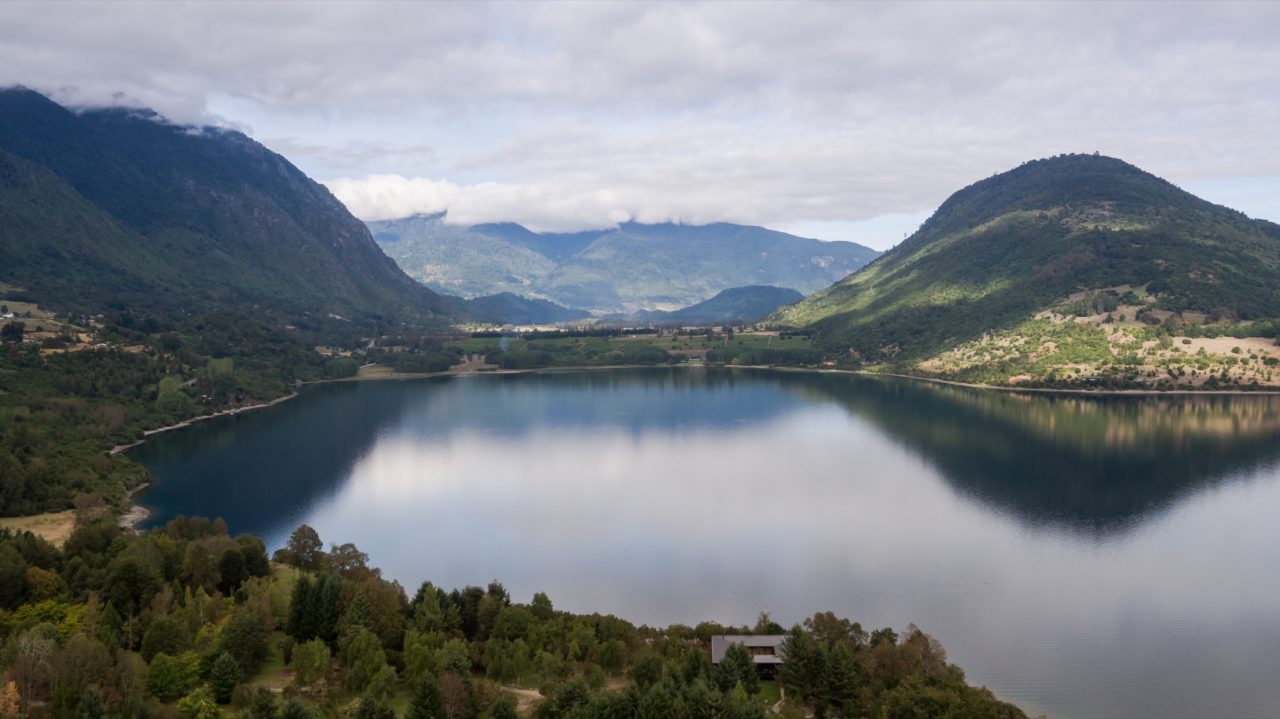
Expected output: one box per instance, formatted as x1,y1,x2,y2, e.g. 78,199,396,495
0,509,77,547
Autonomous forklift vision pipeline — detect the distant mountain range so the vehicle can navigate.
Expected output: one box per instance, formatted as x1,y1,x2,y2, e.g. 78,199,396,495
10,86,1275,378
0,87,453,327
0,89,617,329
775,153,1280,385
368,213,879,313
618,285,804,325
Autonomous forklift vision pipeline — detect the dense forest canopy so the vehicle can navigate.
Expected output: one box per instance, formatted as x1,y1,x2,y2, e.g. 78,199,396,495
0,519,1026,719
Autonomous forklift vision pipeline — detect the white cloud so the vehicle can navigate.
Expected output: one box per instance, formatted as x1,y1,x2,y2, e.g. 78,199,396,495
3,1,1279,237
324,175,460,222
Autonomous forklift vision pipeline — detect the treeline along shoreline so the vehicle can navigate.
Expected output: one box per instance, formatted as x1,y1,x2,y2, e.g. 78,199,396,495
0,516,1030,719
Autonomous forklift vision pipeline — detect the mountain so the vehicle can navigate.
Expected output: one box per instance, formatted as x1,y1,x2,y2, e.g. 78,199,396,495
461,292,591,325
624,285,804,325
775,154,1280,376
368,214,879,312
0,87,452,325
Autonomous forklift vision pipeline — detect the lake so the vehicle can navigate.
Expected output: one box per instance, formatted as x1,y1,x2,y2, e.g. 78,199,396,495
129,368,1280,719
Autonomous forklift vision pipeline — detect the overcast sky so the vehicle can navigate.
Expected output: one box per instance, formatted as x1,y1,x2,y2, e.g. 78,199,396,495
3,1,1279,249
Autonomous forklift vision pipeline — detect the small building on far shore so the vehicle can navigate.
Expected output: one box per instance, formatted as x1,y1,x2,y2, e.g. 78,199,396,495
710,635,786,679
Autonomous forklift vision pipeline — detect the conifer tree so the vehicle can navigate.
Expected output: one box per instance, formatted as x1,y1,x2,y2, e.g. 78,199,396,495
407,674,445,719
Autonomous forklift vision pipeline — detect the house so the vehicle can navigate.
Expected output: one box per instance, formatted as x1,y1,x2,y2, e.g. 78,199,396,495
710,635,786,679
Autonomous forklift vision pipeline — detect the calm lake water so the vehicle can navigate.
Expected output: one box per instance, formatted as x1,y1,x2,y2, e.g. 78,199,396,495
130,368,1280,719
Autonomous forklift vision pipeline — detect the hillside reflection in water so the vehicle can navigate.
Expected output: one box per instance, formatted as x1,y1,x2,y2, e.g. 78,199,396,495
132,369,1280,719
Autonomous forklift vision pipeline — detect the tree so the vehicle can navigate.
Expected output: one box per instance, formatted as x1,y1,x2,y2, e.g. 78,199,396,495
340,627,388,694
488,696,518,719
754,611,785,635
208,652,241,703
407,675,445,719
141,614,191,661
147,652,198,700
217,548,247,595
530,592,555,621
107,556,162,615
629,654,663,689
338,587,376,636
74,689,105,719
490,605,534,642
281,525,324,571
113,652,149,719
439,672,473,719
243,687,279,719
1,322,24,343
10,624,56,716
820,642,859,714
313,574,342,643
237,535,272,578
286,575,314,641
435,639,471,675
328,542,373,580
355,696,396,719
0,681,20,719
0,544,27,609
280,698,316,719
24,566,60,601
218,608,269,675
49,634,112,717
779,627,821,707
291,639,330,689
183,543,220,593
715,643,758,696
176,687,220,719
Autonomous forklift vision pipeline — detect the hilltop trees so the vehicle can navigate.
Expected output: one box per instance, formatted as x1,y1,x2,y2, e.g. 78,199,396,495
278,524,325,571
0,519,1024,719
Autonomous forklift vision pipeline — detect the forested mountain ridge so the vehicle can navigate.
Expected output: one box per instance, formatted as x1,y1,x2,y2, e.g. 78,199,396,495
369,213,879,312
774,154,1280,386
622,286,804,325
0,87,452,325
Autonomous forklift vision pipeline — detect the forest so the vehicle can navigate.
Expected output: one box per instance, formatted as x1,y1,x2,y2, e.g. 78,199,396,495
0,519,1027,719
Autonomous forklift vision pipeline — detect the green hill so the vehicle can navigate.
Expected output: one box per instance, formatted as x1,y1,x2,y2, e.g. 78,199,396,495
0,87,452,326
369,216,879,312
625,285,804,325
461,292,591,325
775,154,1280,387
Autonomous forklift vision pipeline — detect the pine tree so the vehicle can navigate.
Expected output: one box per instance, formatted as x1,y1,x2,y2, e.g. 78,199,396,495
407,675,445,719
209,652,241,703
354,696,396,719
315,574,343,643
243,687,279,719
280,699,316,719
488,695,518,719
286,575,313,640
338,587,375,636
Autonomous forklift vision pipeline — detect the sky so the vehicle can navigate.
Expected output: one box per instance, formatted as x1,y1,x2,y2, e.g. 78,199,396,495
2,1,1279,250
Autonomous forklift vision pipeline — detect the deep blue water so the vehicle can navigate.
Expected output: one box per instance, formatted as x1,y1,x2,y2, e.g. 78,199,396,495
129,368,1280,719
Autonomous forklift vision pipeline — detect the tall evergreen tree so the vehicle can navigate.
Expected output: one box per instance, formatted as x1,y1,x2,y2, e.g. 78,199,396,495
354,696,396,719
286,576,314,640
315,574,343,643
407,675,445,719
209,652,241,704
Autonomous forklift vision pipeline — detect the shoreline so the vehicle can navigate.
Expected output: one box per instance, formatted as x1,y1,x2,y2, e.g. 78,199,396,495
109,391,301,455
864,370,1280,396
87,359,1280,539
